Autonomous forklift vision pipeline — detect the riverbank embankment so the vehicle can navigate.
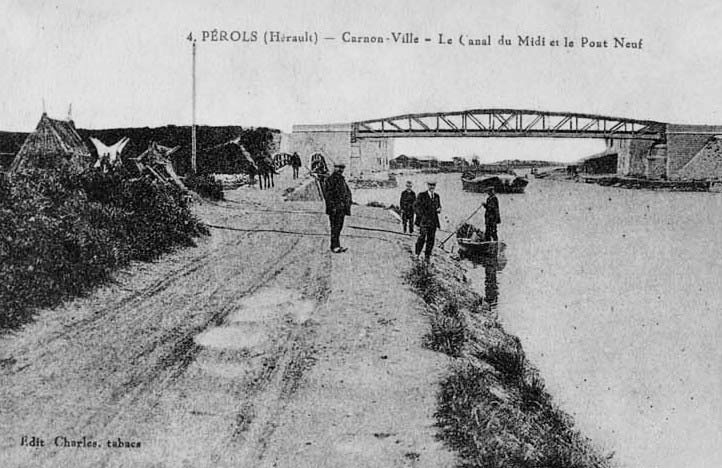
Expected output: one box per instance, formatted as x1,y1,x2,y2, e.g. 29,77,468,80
402,252,611,468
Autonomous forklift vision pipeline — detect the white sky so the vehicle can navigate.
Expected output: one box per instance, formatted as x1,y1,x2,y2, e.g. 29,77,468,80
2,0,722,161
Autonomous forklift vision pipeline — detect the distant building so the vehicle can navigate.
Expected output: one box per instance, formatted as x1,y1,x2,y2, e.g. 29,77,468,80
390,154,413,169
10,113,93,173
389,154,439,170
439,160,455,171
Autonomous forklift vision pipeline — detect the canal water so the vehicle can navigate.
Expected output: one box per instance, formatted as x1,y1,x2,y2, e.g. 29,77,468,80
355,172,722,468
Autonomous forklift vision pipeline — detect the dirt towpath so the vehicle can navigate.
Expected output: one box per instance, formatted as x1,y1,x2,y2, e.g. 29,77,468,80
0,169,455,467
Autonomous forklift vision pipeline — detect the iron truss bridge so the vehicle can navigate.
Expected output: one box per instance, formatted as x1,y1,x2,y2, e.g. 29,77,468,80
351,109,666,141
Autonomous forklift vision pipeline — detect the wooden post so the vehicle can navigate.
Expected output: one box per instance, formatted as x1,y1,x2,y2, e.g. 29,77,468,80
191,40,197,174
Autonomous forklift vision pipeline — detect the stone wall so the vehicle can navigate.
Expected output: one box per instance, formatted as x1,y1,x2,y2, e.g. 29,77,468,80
290,124,394,177
614,139,657,177
352,138,394,176
289,124,353,169
676,137,722,180
645,143,667,179
665,124,722,179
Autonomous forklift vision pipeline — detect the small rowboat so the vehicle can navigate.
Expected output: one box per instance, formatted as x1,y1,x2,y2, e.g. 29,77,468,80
455,222,501,257
457,238,502,257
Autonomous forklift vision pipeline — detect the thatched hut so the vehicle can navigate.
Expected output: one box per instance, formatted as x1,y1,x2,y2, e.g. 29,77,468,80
10,113,93,173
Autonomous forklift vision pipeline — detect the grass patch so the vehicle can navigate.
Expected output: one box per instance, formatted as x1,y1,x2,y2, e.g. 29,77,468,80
520,370,550,412
426,313,466,357
404,261,440,304
474,338,526,383
440,297,461,317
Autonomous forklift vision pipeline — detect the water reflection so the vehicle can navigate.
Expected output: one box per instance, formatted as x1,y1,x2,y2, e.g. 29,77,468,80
460,242,507,308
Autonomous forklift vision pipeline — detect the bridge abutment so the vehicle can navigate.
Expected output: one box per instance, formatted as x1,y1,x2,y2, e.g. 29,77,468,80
612,138,658,177
664,125,722,180
613,124,722,179
290,124,392,177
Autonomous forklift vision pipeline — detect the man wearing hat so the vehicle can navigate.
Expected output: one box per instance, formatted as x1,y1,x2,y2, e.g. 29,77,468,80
399,180,416,234
323,162,352,253
413,180,442,260
482,185,500,241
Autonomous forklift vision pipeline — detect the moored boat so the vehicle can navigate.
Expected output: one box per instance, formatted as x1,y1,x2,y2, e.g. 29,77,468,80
457,237,502,257
455,223,501,257
461,171,529,193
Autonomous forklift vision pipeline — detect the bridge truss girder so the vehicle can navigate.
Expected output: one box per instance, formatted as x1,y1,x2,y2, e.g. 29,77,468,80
351,109,666,141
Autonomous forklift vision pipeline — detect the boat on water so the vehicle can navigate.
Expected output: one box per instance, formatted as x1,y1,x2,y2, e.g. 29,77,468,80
455,223,503,257
457,237,502,257
461,171,529,193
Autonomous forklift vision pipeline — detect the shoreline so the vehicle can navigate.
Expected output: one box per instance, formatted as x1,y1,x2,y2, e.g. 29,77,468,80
399,241,612,467
536,170,718,192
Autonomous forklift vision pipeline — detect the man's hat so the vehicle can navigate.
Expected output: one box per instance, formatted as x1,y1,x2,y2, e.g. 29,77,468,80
405,180,413,186
334,162,346,168
427,180,437,186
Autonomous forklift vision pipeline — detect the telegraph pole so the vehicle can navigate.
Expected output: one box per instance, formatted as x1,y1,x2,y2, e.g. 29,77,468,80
191,40,197,174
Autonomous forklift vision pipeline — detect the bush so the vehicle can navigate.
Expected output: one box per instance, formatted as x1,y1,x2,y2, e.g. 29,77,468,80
0,168,208,330
405,261,440,304
440,297,460,317
426,313,466,357
185,174,224,200
474,338,527,383
520,370,550,412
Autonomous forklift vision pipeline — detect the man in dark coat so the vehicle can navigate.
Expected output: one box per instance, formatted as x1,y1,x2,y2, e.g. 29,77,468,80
323,163,352,253
483,186,501,241
291,152,302,179
414,180,441,260
399,180,416,234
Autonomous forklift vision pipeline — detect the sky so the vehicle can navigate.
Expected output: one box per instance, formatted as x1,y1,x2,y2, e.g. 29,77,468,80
2,0,722,161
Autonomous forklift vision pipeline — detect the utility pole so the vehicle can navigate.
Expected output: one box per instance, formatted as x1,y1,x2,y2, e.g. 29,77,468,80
191,40,197,174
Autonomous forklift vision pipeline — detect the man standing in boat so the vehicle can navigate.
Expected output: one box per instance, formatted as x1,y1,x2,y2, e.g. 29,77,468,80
323,163,352,253
399,180,416,234
483,186,501,241
414,180,441,261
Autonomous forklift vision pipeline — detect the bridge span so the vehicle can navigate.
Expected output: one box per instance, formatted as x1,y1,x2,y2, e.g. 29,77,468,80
288,108,722,180
352,109,665,141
